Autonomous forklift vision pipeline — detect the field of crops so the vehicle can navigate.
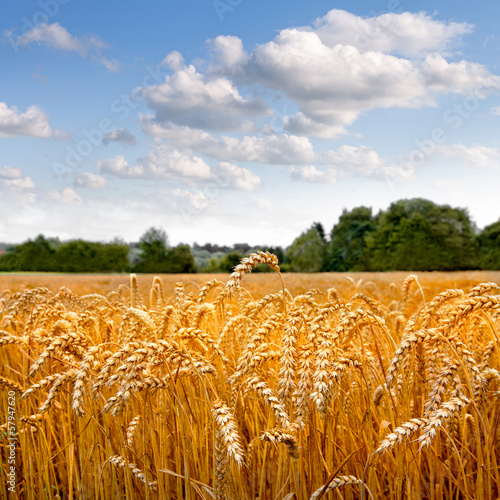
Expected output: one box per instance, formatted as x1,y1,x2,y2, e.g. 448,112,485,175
1,253,499,499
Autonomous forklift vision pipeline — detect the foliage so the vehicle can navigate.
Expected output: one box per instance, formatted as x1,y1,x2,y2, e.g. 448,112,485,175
366,198,478,271
56,240,129,273
0,199,494,273
164,244,197,273
285,224,327,272
327,206,376,271
0,235,56,272
477,219,500,270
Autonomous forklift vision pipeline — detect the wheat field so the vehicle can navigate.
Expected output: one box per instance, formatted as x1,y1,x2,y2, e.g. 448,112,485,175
0,253,499,499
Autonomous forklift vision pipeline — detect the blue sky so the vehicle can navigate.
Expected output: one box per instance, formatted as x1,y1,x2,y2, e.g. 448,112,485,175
1,0,500,246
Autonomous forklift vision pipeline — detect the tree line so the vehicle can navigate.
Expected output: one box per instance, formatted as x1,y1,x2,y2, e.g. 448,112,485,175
1,198,499,273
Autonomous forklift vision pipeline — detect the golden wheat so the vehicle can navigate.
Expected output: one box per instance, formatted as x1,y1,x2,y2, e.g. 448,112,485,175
0,260,499,498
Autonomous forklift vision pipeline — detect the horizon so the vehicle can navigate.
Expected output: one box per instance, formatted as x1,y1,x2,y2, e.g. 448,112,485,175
2,1,500,247
0,195,494,248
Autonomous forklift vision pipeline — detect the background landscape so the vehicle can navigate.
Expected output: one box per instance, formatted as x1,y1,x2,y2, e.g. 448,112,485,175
1,1,500,252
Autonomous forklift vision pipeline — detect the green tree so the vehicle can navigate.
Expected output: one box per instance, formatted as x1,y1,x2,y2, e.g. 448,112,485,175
0,235,56,271
57,240,98,272
55,240,129,272
478,219,500,270
218,252,243,272
366,199,478,271
327,207,376,271
285,224,327,272
164,244,197,273
133,227,170,273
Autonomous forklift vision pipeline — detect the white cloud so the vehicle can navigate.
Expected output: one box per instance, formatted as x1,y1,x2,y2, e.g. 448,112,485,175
216,162,262,191
206,13,498,138
0,166,23,179
103,128,137,146
96,146,212,183
434,144,500,168
291,145,386,183
283,112,349,139
5,177,35,189
16,22,89,54
247,197,275,211
0,102,53,138
96,155,144,179
96,144,263,191
291,164,339,184
313,10,473,57
143,51,269,132
169,188,212,212
139,143,212,181
0,166,36,206
47,187,83,205
13,23,120,72
490,106,500,116
209,35,249,74
141,119,316,164
420,54,498,94
96,56,123,73
318,145,385,175
73,172,107,189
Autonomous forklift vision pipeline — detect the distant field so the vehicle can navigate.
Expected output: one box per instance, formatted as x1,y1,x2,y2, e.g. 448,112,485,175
2,270,500,297
1,266,499,498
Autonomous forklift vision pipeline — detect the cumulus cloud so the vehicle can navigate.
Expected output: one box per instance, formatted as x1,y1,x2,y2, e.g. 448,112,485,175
216,162,262,191
16,22,90,54
0,166,36,205
141,119,316,164
103,128,137,146
4,177,35,189
205,11,498,138
169,188,212,212
143,51,269,132
434,144,500,168
96,144,264,191
291,145,386,183
247,197,276,211
0,166,23,179
0,102,53,138
46,187,83,205
313,10,473,57
95,155,144,179
96,146,212,183
12,23,120,72
139,143,212,181
73,172,107,189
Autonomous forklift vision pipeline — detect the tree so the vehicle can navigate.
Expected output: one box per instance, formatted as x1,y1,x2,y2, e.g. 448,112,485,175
285,224,327,272
133,227,170,273
478,219,500,270
56,240,129,272
56,240,98,272
366,199,478,271
312,222,327,243
218,252,243,273
327,207,376,271
164,244,197,273
0,235,56,271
